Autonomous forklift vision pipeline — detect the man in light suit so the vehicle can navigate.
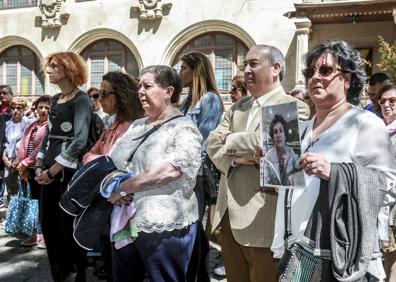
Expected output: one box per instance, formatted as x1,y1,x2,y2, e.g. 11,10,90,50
206,44,310,281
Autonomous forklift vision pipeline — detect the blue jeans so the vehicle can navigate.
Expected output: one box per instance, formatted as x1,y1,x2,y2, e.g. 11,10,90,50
112,223,197,282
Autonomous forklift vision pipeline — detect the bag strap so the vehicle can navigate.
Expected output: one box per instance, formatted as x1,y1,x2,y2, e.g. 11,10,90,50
126,114,184,164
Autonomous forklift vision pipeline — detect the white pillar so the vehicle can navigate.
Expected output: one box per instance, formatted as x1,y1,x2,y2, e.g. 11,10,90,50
294,17,311,87
393,8,396,24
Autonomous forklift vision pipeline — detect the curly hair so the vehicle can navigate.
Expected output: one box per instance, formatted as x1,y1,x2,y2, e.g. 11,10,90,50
102,71,144,122
33,95,52,109
269,114,288,141
139,65,182,104
44,52,88,86
304,41,366,105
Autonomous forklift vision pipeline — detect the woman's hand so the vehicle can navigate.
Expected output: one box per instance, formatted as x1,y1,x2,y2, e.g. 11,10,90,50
108,192,134,206
17,163,29,181
300,152,331,180
35,169,54,185
2,155,12,168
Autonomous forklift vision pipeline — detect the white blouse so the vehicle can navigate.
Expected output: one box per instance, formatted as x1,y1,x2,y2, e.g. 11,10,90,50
271,106,396,277
110,116,202,233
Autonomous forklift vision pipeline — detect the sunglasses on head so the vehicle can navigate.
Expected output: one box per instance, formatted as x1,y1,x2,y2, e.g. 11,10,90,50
303,65,345,79
379,97,396,106
99,90,116,98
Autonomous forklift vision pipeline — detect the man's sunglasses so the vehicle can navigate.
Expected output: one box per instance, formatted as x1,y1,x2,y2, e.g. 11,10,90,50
11,106,24,111
302,65,346,79
379,97,396,106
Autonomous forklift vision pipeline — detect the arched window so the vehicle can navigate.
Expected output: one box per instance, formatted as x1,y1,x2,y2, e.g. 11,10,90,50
0,0,37,9
81,39,139,88
172,33,248,96
0,46,44,98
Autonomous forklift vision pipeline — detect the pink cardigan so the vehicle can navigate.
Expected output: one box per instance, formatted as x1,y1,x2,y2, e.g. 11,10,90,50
83,120,132,164
17,120,48,167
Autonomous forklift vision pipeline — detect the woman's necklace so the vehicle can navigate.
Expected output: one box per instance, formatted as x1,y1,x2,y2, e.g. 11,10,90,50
60,87,77,100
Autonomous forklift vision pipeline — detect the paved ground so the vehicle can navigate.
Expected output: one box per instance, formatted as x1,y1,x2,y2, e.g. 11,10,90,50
0,207,227,282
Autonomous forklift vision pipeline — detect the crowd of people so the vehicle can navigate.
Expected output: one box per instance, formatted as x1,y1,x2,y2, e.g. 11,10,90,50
0,39,395,282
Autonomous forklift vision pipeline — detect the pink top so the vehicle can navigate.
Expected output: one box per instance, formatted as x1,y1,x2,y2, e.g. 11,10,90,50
83,120,132,164
17,120,48,167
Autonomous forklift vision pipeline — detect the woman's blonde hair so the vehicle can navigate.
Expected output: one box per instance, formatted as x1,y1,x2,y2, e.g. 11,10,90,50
181,52,224,111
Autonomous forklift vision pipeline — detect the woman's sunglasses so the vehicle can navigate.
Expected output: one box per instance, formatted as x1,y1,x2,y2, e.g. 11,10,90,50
90,93,100,100
229,86,241,94
379,97,396,106
99,90,116,98
302,65,345,79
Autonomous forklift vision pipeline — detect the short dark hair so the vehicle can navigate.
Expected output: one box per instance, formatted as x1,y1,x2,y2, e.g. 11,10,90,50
139,65,182,104
269,114,288,141
33,95,52,109
304,41,366,105
102,71,144,122
377,84,396,100
0,85,13,96
369,72,390,86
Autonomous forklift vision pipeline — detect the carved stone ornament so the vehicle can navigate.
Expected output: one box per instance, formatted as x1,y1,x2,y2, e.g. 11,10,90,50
134,0,172,20
39,0,69,28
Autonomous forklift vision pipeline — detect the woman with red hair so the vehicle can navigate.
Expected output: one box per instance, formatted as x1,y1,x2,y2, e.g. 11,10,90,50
35,52,92,281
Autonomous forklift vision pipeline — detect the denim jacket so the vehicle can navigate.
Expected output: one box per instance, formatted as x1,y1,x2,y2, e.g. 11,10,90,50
180,91,222,160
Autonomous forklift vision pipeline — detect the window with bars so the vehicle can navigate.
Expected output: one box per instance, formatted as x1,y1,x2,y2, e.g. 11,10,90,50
0,46,45,98
172,32,248,95
81,39,139,89
0,0,37,9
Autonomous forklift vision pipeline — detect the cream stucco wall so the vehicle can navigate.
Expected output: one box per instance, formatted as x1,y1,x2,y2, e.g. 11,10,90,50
0,0,300,95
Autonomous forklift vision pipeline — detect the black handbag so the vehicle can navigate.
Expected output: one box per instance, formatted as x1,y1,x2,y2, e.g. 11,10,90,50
202,156,220,205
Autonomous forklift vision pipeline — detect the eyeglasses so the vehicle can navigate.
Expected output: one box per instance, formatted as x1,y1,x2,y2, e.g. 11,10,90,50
99,90,116,98
302,65,346,79
379,97,396,106
229,86,241,94
90,93,100,100
11,106,24,111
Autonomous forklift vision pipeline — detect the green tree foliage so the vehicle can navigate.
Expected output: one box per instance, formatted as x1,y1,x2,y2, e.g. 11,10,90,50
377,36,396,82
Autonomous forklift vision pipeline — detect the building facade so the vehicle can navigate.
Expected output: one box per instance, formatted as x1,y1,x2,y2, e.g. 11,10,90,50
0,0,395,103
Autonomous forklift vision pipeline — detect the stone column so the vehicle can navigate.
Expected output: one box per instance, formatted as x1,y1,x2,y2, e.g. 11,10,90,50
393,8,396,24
294,17,311,87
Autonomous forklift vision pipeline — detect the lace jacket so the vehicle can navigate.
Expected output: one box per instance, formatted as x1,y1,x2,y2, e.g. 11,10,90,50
110,116,202,233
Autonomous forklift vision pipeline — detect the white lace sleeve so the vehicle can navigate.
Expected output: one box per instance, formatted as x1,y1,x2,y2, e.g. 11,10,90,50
166,123,202,179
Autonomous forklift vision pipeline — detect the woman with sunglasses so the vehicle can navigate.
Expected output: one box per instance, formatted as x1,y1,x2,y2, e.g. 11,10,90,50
88,87,108,122
15,95,51,248
35,52,92,281
2,98,28,205
82,72,144,281
272,41,396,281
229,75,247,103
376,84,396,282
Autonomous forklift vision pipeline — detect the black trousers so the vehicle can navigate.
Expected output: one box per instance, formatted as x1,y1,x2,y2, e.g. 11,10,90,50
40,169,87,282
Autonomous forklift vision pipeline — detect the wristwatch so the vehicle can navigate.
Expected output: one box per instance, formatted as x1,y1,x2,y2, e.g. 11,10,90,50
119,190,128,197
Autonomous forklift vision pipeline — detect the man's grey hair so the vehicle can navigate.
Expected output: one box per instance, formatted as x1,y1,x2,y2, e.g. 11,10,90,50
0,85,13,95
261,45,286,82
